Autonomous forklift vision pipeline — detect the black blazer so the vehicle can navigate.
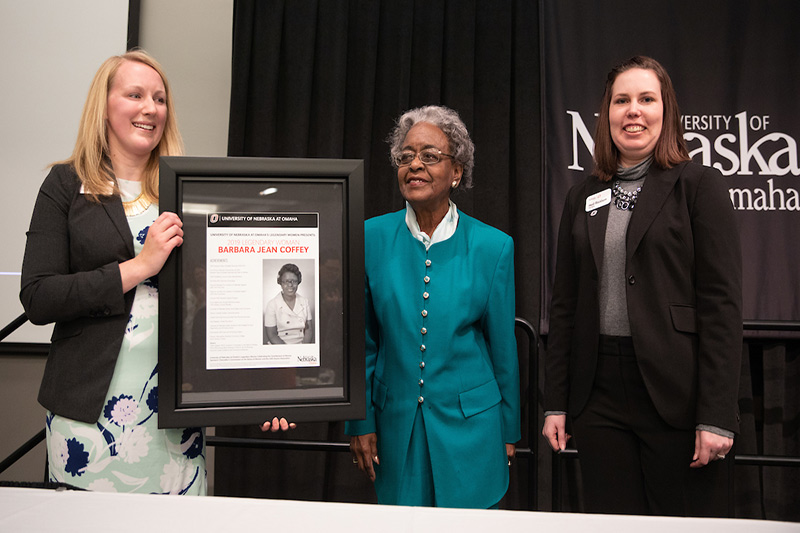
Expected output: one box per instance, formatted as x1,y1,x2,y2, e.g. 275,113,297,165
20,165,136,424
544,161,742,432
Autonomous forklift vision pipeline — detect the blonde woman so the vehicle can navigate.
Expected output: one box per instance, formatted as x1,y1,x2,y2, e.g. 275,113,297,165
20,50,203,493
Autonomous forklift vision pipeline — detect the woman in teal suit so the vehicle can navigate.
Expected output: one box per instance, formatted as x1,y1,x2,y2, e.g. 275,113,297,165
346,105,520,508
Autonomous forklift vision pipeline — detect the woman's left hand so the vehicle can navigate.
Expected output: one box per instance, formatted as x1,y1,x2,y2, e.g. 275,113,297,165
506,443,516,466
120,211,184,292
260,417,297,432
690,429,733,468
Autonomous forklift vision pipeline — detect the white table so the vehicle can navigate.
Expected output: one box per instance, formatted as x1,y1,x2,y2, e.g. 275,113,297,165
1,487,797,532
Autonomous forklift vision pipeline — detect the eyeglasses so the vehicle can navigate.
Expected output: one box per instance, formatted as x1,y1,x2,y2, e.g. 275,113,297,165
394,149,454,167
280,279,299,286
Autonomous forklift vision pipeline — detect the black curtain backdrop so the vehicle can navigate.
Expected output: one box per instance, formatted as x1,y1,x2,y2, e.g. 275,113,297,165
215,0,798,519
226,0,541,330
217,0,544,509
540,0,800,334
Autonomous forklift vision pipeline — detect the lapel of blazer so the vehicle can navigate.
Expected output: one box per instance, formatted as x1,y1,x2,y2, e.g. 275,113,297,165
103,196,135,258
625,163,682,261
584,178,612,274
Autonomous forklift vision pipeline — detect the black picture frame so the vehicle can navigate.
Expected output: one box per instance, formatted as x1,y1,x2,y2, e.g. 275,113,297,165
158,156,364,428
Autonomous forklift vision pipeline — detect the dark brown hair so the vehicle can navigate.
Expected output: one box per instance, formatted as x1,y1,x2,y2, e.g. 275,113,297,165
592,56,689,182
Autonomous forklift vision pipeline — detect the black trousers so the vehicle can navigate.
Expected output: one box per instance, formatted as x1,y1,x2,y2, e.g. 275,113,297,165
571,335,732,516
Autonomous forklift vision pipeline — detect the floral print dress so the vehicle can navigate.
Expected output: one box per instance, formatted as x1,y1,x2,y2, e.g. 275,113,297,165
45,180,206,494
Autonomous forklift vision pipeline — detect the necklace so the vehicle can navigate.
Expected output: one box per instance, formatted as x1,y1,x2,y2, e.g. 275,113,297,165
122,191,151,217
612,180,642,211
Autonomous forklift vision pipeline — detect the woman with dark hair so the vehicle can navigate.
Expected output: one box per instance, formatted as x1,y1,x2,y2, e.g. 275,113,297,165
542,56,742,516
264,263,313,344
346,105,520,508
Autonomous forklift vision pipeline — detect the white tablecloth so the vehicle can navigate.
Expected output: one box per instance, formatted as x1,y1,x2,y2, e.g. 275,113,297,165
0,487,797,532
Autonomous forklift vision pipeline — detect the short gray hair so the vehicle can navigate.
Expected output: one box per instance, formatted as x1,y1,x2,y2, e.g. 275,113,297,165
387,105,475,190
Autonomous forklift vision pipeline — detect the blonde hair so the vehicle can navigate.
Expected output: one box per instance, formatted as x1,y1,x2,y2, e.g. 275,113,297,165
54,49,184,202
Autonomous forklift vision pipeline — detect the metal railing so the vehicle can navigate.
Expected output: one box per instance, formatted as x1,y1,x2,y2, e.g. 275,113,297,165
0,314,542,508
3,312,799,513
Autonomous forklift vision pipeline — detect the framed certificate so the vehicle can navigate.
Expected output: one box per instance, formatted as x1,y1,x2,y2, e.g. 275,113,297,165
157,156,365,428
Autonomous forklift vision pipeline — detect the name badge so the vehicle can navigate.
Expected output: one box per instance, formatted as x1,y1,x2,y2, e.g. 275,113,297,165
585,189,611,212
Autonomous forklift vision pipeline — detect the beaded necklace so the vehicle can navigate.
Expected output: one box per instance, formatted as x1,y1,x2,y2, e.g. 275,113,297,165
612,156,651,211
611,181,642,211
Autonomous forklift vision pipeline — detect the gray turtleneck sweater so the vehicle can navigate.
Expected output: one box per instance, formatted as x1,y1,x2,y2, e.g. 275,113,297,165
599,157,650,335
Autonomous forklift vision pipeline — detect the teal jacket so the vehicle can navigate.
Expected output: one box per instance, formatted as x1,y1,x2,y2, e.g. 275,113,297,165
346,209,521,507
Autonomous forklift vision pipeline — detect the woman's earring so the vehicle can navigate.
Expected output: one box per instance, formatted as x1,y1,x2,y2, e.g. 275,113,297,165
451,180,458,188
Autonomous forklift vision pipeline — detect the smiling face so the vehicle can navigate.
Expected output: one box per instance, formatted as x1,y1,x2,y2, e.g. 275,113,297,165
279,272,300,297
397,122,463,214
609,68,664,167
106,60,167,168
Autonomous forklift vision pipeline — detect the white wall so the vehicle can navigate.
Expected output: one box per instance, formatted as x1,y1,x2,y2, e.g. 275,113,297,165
139,0,233,158
0,0,233,492
0,0,128,344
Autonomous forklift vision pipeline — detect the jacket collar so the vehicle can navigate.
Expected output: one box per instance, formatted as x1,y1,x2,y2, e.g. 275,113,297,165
625,162,683,261
102,196,136,258
585,177,611,275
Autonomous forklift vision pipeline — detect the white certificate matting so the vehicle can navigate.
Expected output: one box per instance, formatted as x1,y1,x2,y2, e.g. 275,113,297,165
205,212,320,370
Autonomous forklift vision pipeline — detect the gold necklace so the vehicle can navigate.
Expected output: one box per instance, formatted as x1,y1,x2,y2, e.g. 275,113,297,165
122,191,152,217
